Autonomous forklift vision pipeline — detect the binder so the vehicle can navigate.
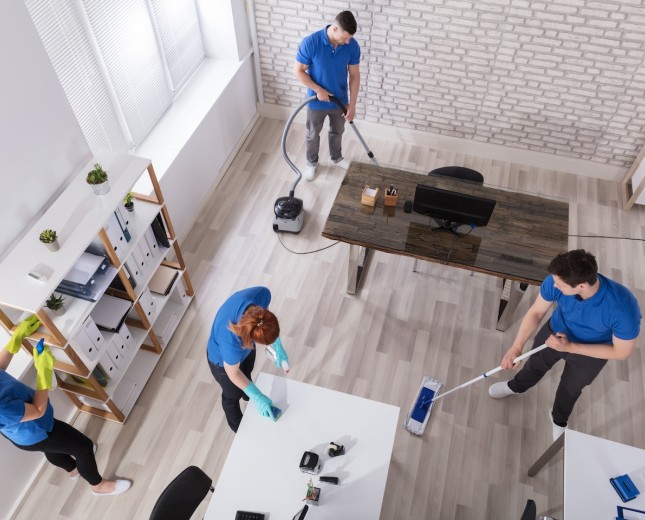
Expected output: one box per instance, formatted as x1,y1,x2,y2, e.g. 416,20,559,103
144,226,160,257
113,210,131,242
151,213,170,248
103,213,127,259
90,294,132,332
115,203,130,228
65,252,107,285
148,265,179,296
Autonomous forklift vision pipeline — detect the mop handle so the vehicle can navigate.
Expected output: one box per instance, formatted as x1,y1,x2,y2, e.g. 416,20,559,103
430,343,548,403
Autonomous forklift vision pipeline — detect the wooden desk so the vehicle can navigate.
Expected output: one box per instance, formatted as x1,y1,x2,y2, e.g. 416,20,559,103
321,162,569,330
528,429,645,519
205,373,400,519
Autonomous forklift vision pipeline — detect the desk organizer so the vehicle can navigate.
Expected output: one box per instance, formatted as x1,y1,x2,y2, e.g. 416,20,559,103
305,486,321,506
384,193,398,207
361,185,379,207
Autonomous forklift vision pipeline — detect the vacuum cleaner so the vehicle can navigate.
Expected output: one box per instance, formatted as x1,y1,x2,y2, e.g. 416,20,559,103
404,343,548,435
273,95,378,233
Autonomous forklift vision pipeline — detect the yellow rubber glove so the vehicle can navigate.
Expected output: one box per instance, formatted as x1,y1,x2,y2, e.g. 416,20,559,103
33,339,55,391
5,315,41,354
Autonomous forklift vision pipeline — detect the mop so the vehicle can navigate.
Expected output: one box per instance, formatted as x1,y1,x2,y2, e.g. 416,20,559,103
404,343,548,435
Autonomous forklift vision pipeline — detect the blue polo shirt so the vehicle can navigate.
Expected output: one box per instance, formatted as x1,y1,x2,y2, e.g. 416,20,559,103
207,287,272,367
541,274,641,345
296,26,361,110
0,370,54,446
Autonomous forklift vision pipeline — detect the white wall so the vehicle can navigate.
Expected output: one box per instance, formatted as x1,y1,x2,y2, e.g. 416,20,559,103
0,0,91,262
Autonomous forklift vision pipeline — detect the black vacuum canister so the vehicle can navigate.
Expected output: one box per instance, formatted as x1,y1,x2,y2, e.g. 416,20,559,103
274,196,303,219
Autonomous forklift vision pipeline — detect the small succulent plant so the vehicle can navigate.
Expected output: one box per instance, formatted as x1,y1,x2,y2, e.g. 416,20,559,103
86,163,108,185
39,229,58,243
46,293,66,310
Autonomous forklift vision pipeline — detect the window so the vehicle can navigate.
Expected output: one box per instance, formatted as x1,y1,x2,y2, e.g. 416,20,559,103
25,0,205,152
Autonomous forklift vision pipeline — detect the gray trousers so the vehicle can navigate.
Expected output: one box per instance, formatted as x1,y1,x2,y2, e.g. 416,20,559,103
306,107,346,165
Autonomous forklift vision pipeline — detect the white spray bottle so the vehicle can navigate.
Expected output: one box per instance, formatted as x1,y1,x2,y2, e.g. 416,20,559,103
266,341,289,373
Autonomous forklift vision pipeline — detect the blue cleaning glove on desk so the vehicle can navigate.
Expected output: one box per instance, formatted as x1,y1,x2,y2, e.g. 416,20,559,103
271,337,290,373
5,315,41,354
243,382,275,420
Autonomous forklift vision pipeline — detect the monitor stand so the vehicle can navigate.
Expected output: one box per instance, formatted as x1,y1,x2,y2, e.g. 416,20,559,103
430,218,465,237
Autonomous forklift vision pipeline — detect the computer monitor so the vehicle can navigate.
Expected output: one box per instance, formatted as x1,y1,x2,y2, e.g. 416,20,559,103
412,183,496,231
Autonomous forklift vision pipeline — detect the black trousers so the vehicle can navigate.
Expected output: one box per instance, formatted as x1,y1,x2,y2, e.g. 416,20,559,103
508,321,607,426
9,419,102,485
208,349,256,432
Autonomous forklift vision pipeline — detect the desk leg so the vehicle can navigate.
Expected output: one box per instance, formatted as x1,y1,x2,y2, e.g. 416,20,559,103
527,433,565,477
347,245,370,294
496,280,528,331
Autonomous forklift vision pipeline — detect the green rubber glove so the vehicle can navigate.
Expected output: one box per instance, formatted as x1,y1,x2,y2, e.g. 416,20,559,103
33,339,55,391
5,315,41,354
243,382,275,420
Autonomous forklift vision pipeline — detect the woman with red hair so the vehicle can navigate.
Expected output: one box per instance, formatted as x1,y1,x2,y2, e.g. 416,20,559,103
207,287,288,432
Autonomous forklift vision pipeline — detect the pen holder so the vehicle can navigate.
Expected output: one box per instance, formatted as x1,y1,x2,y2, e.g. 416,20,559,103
305,486,321,506
361,185,379,207
384,192,398,207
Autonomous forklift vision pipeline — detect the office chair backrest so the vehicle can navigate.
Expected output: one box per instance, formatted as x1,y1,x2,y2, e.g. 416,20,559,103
149,465,213,520
520,499,537,520
429,166,484,185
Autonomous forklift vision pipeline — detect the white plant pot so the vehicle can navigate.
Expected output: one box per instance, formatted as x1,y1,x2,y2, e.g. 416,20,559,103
50,305,65,316
91,181,110,195
43,239,60,252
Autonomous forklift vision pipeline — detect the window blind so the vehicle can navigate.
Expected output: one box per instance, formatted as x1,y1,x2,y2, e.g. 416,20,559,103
24,0,206,151
25,0,128,152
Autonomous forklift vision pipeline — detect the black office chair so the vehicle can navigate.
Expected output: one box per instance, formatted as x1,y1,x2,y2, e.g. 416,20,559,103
428,165,484,184
412,165,485,273
149,466,214,520
521,499,537,520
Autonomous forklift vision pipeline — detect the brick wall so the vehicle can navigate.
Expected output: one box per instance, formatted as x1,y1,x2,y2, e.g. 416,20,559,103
253,0,645,167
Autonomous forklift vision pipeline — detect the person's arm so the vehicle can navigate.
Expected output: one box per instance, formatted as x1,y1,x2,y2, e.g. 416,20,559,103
345,64,360,122
223,361,251,390
20,390,49,422
547,334,637,360
0,349,12,371
294,62,331,101
501,294,553,369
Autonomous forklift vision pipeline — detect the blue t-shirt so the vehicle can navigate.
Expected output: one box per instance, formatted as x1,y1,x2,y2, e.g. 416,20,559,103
541,274,641,345
207,287,272,366
0,370,54,446
296,26,361,110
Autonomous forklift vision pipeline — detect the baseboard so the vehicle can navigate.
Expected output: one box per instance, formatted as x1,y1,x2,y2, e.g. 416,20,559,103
258,102,627,182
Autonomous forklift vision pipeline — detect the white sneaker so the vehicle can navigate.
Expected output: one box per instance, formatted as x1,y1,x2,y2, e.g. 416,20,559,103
303,163,317,181
549,410,566,442
91,479,132,496
488,381,518,399
332,158,351,170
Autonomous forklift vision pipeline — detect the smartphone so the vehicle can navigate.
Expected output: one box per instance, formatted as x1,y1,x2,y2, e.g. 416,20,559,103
319,476,339,485
270,405,282,421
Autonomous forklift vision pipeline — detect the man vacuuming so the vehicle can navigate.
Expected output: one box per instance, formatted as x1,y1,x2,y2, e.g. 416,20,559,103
294,10,361,182
489,249,641,441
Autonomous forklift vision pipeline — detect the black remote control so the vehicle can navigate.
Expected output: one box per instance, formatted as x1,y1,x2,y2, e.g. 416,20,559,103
320,476,339,485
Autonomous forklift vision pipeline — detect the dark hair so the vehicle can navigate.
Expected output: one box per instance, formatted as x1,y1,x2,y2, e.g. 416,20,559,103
335,11,357,35
229,306,280,349
547,249,598,287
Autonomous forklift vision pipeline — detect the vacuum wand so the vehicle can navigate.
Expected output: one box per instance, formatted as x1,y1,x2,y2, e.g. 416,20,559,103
328,97,379,166
430,343,548,403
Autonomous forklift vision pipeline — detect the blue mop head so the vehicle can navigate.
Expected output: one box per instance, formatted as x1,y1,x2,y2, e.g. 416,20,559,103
404,376,443,435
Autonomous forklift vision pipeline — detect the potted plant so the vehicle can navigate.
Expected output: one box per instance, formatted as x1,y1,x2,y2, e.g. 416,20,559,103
45,293,66,316
123,192,135,212
86,163,109,195
39,229,60,251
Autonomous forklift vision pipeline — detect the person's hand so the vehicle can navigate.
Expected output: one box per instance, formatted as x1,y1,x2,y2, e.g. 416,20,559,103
271,337,289,373
501,345,523,370
5,315,40,354
33,339,55,390
243,382,275,420
344,103,356,122
315,88,331,102
546,333,571,353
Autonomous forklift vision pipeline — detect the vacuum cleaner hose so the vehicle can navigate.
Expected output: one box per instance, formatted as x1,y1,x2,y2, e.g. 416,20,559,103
281,95,378,197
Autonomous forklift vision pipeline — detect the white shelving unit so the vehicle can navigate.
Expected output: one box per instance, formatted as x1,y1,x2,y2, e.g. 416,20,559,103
0,151,194,423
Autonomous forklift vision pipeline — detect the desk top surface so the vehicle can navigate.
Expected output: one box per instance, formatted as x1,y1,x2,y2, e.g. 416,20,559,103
321,162,569,285
205,372,400,520
565,429,645,519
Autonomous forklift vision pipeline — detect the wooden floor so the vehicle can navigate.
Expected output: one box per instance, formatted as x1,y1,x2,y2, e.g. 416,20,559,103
13,117,645,519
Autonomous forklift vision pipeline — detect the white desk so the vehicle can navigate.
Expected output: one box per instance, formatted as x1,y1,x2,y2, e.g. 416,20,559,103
205,372,400,519
529,429,645,520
